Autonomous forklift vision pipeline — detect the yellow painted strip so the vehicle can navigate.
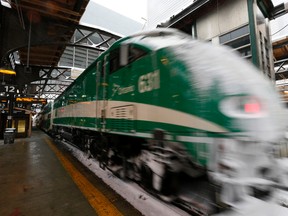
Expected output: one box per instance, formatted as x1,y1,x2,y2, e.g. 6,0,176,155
44,137,123,216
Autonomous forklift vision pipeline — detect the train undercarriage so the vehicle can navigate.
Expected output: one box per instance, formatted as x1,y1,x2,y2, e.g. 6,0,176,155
51,125,288,215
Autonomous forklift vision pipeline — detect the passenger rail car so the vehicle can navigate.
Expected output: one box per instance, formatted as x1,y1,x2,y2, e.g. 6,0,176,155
36,102,53,133
39,28,287,214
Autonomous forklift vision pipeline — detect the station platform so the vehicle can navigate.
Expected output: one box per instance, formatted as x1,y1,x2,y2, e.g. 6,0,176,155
0,129,142,216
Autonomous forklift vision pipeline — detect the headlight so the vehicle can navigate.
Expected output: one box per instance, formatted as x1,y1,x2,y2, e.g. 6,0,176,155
219,96,267,118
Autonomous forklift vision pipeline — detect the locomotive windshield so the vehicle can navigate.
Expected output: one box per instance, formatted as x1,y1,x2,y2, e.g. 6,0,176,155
116,44,148,69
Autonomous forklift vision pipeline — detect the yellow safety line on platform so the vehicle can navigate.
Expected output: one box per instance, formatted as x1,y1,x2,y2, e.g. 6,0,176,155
44,137,123,216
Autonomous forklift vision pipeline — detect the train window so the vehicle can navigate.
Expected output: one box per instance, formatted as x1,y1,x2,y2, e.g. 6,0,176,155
110,49,121,74
109,46,147,74
128,47,147,63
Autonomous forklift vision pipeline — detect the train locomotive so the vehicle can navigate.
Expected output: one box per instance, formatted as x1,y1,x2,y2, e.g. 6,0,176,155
39,28,288,214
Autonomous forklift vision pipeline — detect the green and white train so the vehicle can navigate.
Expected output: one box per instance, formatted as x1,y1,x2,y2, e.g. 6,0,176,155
39,28,288,213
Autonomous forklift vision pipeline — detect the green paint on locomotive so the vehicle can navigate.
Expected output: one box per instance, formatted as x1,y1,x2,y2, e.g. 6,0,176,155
52,29,285,167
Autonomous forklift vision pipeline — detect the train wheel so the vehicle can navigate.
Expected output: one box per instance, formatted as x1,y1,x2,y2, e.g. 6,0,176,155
90,140,100,158
130,162,141,182
160,168,179,197
140,164,153,190
99,135,109,170
212,184,229,213
115,155,128,180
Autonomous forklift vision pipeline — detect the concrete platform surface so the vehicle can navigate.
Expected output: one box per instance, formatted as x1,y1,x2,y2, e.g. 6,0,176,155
0,130,97,216
0,130,142,216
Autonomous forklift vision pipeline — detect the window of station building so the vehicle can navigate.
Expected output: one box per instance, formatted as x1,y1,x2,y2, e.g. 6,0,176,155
219,25,251,59
259,31,272,78
191,22,197,39
17,120,26,133
264,37,272,78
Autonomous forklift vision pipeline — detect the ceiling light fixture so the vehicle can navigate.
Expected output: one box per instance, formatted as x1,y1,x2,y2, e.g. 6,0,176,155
0,68,16,75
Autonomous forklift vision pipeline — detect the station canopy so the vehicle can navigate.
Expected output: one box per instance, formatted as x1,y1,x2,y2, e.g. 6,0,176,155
274,36,288,80
0,0,121,110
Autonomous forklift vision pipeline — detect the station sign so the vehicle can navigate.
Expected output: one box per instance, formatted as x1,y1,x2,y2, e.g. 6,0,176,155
0,84,17,93
15,97,47,104
0,92,47,105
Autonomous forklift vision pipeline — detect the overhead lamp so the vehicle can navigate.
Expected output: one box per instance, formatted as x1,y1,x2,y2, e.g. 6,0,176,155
0,0,11,8
0,68,16,75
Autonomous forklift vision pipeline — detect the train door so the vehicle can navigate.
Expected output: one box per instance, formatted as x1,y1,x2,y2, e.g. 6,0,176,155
104,46,136,133
95,55,109,131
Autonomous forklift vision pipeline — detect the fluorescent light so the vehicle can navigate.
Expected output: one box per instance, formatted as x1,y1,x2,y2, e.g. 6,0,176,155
0,69,16,75
1,0,11,8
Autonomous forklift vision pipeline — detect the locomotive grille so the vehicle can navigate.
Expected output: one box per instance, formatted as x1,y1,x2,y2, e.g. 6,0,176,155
110,105,135,131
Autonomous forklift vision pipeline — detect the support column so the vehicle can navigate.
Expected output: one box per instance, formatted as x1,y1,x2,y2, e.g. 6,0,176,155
247,0,259,68
247,0,260,68
7,93,14,128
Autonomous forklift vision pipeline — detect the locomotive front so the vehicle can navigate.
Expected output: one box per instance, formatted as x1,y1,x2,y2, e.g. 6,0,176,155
166,40,288,205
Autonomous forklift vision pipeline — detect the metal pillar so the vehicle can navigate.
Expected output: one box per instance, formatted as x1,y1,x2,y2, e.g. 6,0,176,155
7,93,14,128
